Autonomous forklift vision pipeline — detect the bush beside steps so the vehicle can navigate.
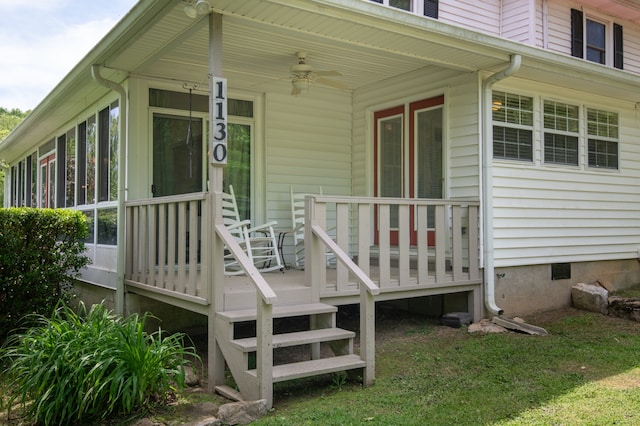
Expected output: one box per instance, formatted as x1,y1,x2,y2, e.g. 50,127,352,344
0,302,199,426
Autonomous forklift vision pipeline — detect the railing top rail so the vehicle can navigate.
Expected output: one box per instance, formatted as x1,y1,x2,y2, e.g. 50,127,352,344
309,195,480,207
311,224,380,296
125,192,208,207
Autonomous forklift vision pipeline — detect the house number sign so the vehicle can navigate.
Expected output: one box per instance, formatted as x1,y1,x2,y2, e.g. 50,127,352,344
210,77,227,165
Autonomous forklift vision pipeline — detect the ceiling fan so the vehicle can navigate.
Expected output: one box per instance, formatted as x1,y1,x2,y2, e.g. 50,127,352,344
289,51,347,95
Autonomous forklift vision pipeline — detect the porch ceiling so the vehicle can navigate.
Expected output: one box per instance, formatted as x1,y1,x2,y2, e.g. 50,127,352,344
107,0,509,92
100,0,640,105
4,0,640,160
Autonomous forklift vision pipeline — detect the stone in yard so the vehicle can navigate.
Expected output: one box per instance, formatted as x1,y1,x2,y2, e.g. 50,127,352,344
468,318,508,334
217,399,269,425
608,296,640,322
184,365,200,386
571,283,608,315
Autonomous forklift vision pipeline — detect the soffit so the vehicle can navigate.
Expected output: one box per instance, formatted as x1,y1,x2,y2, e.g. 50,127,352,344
106,0,511,92
580,0,640,24
5,0,640,160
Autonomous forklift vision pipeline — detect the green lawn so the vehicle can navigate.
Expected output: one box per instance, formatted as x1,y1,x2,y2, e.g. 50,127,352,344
3,307,639,425
255,307,640,425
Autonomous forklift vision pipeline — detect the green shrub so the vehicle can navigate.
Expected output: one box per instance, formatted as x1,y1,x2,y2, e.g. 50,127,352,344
0,208,90,339
1,302,199,425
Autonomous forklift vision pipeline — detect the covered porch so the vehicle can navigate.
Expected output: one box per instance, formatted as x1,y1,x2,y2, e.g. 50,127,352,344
123,190,481,406
124,192,481,313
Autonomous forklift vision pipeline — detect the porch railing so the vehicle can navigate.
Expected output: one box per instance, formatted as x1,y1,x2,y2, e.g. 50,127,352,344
305,195,481,297
124,193,209,305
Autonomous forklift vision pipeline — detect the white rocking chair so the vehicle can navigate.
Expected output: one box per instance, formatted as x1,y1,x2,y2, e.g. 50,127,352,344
290,185,336,269
223,185,283,275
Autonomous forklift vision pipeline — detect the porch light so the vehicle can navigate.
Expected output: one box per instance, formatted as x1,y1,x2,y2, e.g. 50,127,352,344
184,0,211,18
292,78,311,93
195,0,211,14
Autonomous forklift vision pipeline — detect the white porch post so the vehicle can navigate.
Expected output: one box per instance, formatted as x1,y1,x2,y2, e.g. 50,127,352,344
207,12,226,393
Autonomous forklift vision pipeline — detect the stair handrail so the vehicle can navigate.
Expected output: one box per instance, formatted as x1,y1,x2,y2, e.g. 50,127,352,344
310,224,379,297
310,223,378,385
214,223,277,304
214,194,277,405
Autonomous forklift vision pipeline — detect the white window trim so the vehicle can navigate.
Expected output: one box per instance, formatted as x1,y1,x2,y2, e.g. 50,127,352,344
371,0,427,15
583,10,616,67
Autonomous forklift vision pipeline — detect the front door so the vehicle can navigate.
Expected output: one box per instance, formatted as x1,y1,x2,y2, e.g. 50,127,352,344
374,95,444,245
152,113,203,197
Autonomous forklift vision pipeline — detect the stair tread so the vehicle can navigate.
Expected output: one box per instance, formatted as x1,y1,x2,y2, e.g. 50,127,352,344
231,327,356,351
217,302,337,322
246,354,366,383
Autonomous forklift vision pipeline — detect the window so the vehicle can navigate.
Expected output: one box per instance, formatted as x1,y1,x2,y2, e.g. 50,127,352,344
98,102,119,202
543,100,579,166
86,116,97,204
571,9,623,69
587,108,618,169
492,91,533,161
97,208,117,245
369,0,438,18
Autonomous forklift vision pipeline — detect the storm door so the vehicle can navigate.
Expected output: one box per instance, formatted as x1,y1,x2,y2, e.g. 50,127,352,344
152,113,203,197
374,95,444,246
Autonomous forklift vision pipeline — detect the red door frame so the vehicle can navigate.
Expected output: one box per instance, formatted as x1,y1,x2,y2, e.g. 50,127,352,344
39,153,55,208
373,95,444,246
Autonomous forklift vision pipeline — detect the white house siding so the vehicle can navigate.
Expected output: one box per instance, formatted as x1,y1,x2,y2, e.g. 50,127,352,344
491,79,640,268
501,0,536,44
446,73,481,200
263,86,353,229
544,0,640,74
439,0,501,36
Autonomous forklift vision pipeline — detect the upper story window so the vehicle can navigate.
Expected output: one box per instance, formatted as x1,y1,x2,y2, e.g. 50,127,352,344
571,9,623,69
369,0,438,18
492,91,534,162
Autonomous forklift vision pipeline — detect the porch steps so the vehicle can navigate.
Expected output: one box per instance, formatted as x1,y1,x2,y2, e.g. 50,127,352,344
216,302,337,322
230,328,356,351
247,354,366,383
215,301,365,404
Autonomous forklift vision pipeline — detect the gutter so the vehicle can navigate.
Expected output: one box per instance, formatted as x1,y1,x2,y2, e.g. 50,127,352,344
91,65,128,315
481,54,521,316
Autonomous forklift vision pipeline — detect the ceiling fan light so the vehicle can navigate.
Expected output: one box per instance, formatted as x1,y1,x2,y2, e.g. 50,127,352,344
184,4,197,18
292,78,310,92
195,0,211,14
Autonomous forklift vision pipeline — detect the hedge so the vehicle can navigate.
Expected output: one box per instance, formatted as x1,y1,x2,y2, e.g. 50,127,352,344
0,208,90,340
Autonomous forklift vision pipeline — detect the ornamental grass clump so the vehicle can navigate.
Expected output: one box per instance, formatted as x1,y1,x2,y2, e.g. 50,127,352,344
0,302,199,426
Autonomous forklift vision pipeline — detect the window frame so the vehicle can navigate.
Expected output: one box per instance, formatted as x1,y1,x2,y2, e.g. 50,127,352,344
491,91,535,162
542,100,580,167
571,8,623,69
586,107,619,170
369,0,438,18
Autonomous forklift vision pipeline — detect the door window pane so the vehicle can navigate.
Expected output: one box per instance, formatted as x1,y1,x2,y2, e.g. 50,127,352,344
223,123,252,221
153,113,203,197
379,115,403,227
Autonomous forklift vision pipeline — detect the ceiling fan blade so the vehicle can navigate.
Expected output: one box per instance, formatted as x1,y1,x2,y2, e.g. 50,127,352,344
315,70,341,77
316,77,348,90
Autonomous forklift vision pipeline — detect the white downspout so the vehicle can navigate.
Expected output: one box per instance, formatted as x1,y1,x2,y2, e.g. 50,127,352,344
481,54,521,316
91,65,128,315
